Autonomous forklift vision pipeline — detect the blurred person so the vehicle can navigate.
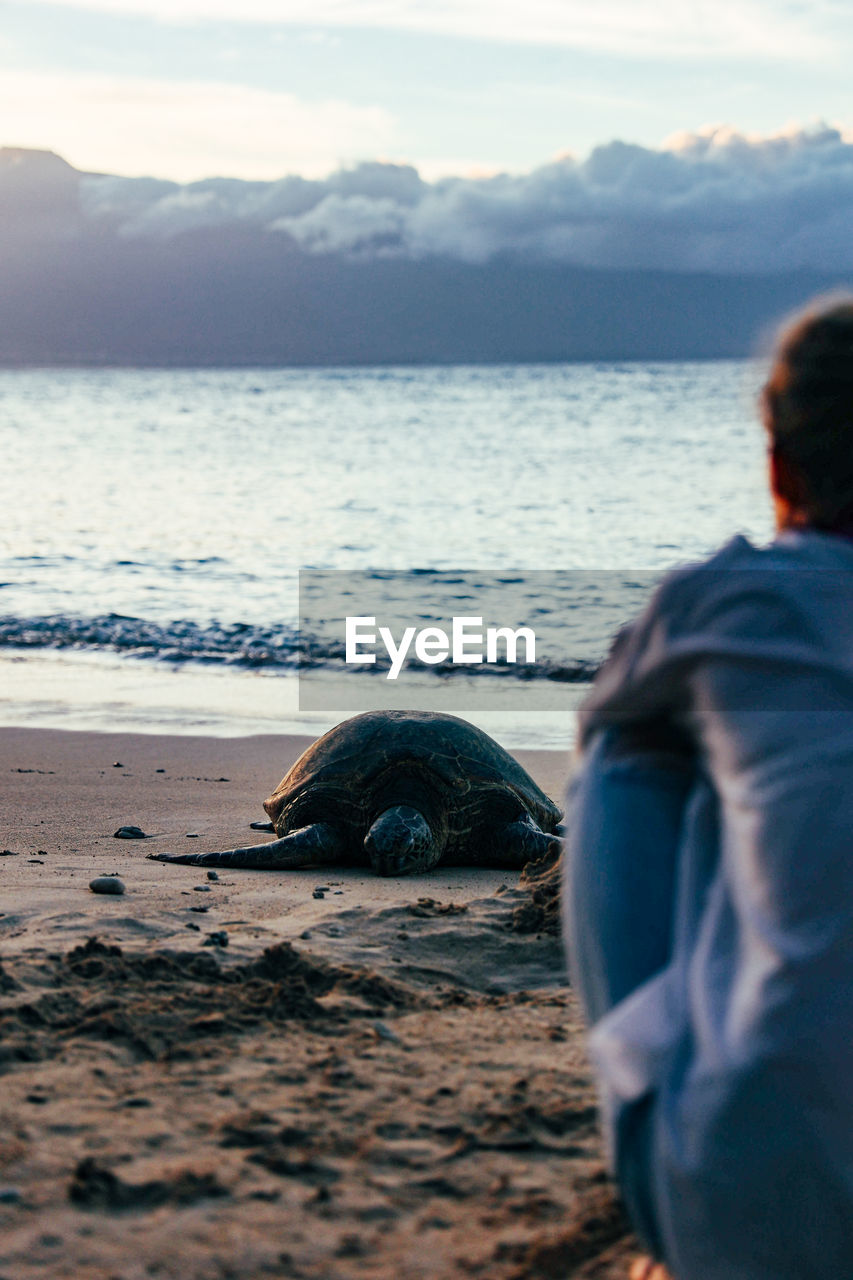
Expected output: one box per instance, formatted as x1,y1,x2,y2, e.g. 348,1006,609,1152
563,298,853,1279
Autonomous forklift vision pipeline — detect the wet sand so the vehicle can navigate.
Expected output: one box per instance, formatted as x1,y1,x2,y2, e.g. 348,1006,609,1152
0,727,639,1279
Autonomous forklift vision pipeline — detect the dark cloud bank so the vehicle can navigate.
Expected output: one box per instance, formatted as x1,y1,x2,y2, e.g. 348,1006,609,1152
2,127,852,365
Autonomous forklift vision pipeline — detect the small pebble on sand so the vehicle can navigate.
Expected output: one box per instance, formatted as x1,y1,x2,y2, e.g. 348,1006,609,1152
89,876,126,895
113,826,146,840
112,762,123,768
186,833,199,838
206,870,219,881
372,1021,403,1045
202,931,228,947
193,885,211,892
0,1188,23,1205
312,889,326,900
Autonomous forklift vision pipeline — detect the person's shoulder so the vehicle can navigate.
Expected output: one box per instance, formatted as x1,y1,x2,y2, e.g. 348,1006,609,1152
657,531,853,642
650,535,758,623
667,533,760,581
596,536,759,669
668,529,853,595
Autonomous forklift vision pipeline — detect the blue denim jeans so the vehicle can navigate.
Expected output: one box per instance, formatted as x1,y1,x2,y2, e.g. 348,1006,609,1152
562,728,695,1258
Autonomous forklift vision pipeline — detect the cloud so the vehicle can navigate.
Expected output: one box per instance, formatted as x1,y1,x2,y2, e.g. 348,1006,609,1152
0,69,394,182
10,0,834,60
271,194,408,256
4,129,852,367
57,122,853,275
78,157,427,239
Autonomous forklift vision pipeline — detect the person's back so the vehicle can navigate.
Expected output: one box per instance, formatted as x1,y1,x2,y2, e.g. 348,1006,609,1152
563,298,853,1280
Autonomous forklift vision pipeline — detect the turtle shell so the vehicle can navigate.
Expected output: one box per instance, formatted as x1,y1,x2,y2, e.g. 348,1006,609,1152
263,710,561,858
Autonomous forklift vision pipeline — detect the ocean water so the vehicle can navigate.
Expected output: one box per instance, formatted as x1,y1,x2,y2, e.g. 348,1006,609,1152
0,361,773,746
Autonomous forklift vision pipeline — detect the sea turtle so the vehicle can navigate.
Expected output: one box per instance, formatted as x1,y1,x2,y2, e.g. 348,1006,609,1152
148,710,562,876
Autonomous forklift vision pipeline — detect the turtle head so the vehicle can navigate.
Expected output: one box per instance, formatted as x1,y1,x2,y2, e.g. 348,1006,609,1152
364,805,441,875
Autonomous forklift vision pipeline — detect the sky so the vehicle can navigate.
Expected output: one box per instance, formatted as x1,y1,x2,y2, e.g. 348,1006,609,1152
3,0,853,366
3,0,853,183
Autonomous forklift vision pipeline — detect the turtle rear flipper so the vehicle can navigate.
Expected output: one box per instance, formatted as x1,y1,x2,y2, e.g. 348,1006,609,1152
493,812,562,867
147,822,345,870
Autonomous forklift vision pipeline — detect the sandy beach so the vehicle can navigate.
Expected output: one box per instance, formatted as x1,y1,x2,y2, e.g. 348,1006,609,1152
0,727,639,1278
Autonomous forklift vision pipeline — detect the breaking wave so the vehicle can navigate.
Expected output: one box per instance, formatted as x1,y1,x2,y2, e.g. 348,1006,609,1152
0,612,600,682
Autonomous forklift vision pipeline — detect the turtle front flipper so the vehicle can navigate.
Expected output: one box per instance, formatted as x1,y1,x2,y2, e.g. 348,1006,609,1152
364,806,441,876
493,812,562,868
147,822,346,870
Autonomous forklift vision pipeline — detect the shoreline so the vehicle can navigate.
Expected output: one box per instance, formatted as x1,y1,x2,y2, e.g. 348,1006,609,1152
0,650,584,750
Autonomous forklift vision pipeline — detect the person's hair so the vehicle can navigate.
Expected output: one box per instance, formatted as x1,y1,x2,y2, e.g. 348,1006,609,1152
762,296,853,528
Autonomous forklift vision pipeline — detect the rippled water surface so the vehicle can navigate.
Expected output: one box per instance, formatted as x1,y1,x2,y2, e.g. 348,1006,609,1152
1,361,772,654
